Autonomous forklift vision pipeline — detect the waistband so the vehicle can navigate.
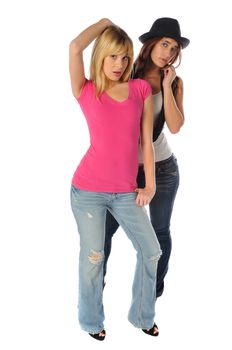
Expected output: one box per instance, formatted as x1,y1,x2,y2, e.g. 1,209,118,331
138,153,175,168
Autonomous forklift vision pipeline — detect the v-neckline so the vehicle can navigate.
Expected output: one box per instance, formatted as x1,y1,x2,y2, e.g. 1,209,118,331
103,81,130,104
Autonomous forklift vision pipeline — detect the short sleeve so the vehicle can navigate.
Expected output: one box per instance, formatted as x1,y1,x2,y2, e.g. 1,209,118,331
76,79,94,102
138,79,152,100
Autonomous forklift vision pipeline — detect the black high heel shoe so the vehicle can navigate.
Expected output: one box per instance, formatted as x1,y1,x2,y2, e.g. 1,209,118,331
89,330,106,341
142,323,159,336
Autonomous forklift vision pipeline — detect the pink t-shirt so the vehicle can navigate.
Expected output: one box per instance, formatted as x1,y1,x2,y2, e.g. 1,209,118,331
72,78,151,192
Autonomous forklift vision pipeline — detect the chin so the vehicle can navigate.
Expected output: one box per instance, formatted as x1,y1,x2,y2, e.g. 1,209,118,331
157,59,167,67
111,77,121,81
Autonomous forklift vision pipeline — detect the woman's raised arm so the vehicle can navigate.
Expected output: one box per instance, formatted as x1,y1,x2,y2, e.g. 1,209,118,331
69,18,113,99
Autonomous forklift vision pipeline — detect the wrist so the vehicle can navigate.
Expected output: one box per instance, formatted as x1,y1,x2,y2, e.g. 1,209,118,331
144,185,155,192
163,84,174,96
163,82,173,90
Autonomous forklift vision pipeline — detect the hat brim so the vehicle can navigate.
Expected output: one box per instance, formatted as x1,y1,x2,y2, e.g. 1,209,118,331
139,32,190,49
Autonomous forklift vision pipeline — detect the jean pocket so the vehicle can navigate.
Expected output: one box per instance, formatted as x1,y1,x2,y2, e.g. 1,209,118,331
71,185,81,192
157,156,178,176
70,185,82,200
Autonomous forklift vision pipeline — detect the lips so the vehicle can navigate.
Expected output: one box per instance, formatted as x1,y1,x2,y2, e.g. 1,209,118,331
159,58,167,64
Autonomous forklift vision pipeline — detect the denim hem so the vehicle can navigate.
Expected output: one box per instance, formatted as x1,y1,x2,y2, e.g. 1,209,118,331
128,317,154,330
80,325,105,334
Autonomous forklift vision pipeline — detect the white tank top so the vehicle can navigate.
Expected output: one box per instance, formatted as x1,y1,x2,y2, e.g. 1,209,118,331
138,91,172,163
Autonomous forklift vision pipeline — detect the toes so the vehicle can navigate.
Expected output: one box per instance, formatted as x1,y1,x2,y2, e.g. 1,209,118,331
153,327,159,335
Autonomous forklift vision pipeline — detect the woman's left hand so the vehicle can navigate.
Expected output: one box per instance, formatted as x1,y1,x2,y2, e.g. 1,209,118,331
162,65,176,87
135,187,156,206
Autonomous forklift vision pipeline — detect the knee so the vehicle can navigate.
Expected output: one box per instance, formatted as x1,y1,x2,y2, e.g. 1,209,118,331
153,226,171,240
145,250,162,277
153,250,162,260
149,245,162,263
88,249,104,265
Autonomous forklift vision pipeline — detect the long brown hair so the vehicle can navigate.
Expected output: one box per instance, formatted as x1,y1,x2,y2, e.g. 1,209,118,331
132,37,181,96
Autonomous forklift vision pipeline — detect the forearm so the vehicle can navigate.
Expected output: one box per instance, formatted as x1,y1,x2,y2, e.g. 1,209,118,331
141,143,155,190
70,18,112,53
163,86,184,133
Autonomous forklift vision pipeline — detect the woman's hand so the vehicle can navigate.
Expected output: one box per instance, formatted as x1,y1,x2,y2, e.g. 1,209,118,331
100,18,114,27
162,65,176,88
69,18,115,99
135,187,156,206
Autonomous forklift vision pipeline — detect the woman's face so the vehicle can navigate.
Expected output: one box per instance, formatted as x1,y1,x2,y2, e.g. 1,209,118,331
103,53,129,82
150,37,179,68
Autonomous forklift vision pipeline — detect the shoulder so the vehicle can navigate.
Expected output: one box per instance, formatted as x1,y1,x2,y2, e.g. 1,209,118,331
77,79,95,101
130,78,151,88
130,78,152,99
82,78,94,89
176,76,184,90
172,76,184,99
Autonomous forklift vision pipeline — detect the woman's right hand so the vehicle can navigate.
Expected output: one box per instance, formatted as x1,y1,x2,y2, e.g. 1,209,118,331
135,186,156,206
162,65,176,88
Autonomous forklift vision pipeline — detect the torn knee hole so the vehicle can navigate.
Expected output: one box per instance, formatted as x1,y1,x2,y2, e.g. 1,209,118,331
88,250,104,265
150,253,162,263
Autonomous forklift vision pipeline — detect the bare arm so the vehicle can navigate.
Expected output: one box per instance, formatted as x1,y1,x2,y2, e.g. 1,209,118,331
135,94,156,206
162,66,184,133
69,18,112,99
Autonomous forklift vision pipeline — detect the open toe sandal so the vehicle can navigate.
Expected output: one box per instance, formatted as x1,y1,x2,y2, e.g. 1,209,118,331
89,329,106,341
142,323,159,336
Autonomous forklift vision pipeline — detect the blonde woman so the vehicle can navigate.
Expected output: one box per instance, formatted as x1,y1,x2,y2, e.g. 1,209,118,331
69,19,161,340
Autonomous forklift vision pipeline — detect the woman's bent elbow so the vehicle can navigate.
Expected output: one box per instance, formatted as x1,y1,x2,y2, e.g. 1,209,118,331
69,41,82,55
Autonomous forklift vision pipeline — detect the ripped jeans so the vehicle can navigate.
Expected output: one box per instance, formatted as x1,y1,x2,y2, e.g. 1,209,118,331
70,186,162,334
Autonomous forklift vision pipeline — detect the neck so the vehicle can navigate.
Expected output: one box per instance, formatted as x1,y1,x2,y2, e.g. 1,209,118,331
144,66,161,79
106,80,121,89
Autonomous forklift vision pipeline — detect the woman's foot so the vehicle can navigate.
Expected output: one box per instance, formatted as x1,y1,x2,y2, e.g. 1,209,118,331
142,323,159,336
89,330,106,341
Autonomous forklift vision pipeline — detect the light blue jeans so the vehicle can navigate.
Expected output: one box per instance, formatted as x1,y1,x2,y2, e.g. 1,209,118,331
70,186,162,334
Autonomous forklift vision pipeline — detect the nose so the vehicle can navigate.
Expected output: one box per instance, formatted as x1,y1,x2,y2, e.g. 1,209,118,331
164,52,171,61
115,59,123,69
166,49,175,61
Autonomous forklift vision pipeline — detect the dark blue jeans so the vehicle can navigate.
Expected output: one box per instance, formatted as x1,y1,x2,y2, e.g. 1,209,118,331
104,154,179,297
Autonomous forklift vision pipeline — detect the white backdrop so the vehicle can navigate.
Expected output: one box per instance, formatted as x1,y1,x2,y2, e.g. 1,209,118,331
1,0,231,349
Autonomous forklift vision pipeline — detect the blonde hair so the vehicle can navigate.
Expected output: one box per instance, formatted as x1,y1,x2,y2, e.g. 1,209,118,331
90,26,133,96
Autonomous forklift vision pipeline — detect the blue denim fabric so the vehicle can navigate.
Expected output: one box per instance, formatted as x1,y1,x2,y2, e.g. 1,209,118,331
71,187,161,333
104,154,179,297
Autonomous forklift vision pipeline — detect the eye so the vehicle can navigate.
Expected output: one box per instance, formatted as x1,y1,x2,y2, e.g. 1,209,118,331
162,42,168,48
110,54,117,59
122,55,129,61
171,47,178,54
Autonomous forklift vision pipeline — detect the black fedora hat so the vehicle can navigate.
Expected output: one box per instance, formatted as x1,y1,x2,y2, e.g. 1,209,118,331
139,17,190,49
